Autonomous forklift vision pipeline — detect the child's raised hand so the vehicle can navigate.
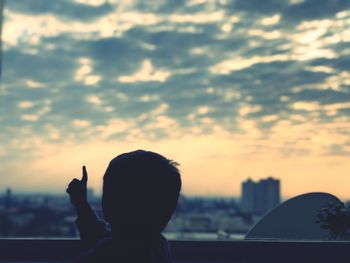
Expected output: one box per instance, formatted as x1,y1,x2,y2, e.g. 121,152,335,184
66,166,89,207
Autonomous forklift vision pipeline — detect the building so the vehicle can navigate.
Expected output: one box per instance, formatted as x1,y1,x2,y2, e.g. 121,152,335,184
241,179,256,214
241,177,280,215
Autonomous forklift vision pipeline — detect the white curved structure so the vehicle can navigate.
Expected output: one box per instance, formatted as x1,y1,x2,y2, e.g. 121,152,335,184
245,192,342,240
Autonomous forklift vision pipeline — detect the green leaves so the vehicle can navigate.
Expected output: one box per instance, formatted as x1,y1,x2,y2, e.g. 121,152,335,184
316,202,350,240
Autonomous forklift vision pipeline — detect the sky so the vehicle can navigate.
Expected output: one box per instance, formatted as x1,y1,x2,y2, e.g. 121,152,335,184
1,0,350,199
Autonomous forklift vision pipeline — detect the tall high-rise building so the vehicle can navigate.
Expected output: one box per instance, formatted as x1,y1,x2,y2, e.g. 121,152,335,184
241,179,256,214
241,177,280,215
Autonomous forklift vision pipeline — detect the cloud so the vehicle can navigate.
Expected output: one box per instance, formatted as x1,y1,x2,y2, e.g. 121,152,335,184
2,0,350,196
260,14,281,26
72,119,91,128
21,114,39,122
117,59,171,83
18,101,35,109
26,79,46,89
283,0,350,22
6,0,114,22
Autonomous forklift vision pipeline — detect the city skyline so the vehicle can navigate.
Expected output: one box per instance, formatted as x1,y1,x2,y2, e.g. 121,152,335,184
241,177,280,215
1,1,350,199
1,175,349,203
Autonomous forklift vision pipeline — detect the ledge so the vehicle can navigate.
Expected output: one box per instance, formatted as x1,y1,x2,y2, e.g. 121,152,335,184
0,239,349,262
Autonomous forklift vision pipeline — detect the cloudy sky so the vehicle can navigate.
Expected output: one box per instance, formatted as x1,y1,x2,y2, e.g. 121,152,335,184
1,0,350,199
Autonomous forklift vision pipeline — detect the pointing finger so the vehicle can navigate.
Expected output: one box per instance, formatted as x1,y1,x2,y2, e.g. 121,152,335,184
81,165,88,185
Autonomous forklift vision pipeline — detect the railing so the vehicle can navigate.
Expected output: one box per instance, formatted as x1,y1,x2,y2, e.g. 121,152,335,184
0,238,349,262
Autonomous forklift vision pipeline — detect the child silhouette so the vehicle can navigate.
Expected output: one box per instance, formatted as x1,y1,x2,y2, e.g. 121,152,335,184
67,150,181,263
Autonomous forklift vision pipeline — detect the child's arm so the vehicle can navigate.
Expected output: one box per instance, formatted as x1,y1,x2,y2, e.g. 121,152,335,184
66,166,111,247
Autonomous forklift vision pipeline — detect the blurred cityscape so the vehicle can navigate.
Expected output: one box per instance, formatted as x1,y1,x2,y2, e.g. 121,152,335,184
0,177,281,240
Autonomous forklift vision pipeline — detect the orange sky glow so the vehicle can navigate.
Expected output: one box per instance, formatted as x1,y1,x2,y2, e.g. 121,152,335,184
2,1,350,202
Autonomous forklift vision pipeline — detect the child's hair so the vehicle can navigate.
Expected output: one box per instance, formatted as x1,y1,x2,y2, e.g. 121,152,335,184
102,150,181,233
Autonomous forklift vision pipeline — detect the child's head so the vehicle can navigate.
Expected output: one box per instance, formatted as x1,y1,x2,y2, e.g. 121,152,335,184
102,150,181,233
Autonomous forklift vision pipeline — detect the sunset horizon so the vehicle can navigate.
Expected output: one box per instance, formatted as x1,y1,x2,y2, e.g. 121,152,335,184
1,0,350,201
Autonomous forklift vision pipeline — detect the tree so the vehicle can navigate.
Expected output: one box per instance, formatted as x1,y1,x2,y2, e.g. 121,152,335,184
316,202,350,240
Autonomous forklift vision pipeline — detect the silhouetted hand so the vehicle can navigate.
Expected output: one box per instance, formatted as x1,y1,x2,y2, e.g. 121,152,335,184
67,166,88,208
